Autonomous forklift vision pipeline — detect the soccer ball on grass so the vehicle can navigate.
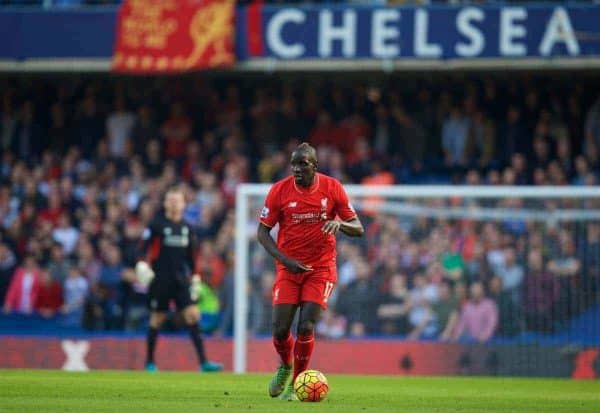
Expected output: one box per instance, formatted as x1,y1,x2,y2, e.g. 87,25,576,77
293,369,329,402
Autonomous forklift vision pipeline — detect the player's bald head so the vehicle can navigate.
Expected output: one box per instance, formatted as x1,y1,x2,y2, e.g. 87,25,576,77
291,142,318,187
292,142,317,166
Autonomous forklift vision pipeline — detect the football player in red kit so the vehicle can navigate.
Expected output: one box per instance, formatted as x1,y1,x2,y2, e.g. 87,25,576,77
257,142,364,400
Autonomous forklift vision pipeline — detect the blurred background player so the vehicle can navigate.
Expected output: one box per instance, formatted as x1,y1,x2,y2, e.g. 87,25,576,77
137,186,222,372
257,142,364,400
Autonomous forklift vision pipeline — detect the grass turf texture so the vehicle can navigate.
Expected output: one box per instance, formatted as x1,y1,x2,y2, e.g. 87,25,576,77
1,370,599,413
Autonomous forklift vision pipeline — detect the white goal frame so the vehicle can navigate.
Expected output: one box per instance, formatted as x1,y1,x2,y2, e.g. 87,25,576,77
233,184,600,373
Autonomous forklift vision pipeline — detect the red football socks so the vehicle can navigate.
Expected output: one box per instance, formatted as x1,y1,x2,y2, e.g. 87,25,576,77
273,332,294,366
293,332,315,380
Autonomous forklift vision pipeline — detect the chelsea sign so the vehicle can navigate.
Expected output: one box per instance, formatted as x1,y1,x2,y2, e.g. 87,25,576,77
239,5,600,61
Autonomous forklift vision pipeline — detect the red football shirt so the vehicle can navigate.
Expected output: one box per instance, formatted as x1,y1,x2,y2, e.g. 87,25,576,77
259,173,357,270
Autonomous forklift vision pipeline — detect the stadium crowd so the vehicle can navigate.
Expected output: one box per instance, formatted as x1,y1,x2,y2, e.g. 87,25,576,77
0,74,599,341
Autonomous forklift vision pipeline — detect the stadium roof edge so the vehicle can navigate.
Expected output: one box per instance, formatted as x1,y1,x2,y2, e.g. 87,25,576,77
2,57,600,73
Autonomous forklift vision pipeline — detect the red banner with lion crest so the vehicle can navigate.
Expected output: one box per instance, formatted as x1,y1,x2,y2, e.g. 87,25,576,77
112,0,235,73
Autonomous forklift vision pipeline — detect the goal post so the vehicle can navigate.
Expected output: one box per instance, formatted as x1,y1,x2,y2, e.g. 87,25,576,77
234,184,600,374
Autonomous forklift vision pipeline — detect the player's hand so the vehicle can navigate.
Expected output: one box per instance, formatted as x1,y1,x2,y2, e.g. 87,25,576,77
322,220,341,235
135,260,155,287
281,257,313,274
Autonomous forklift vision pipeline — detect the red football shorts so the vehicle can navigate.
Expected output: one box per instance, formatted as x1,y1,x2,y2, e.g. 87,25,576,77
272,265,337,310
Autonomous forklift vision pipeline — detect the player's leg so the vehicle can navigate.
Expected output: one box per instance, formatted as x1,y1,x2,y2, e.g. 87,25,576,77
181,303,223,372
278,302,322,401
293,301,321,381
146,311,167,371
269,303,297,397
272,303,297,365
270,274,302,398
146,280,169,371
290,272,335,382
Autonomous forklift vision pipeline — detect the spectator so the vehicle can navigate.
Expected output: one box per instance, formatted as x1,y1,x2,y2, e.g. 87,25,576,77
1,94,17,153
581,223,600,306
48,103,70,153
309,110,344,153
335,259,378,337
530,136,551,172
162,102,192,160
131,103,158,154
74,95,104,159
442,106,470,166
3,255,41,314
38,191,64,228
466,110,495,169
432,280,459,341
47,242,71,284
573,155,591,185
585,95,600,148
35,269,63,318
61,266,88,324
316,309,346,340
510,153,529,185
464,240,490,285
143,138,163,178
523,249,560,332
106,97,135,158
502,106,529,162
493,247,524,306
549,233,582,321
75,238,101,285
489,276,520,337
376,273,409,335
52,213,80,256
406,273,438,339
347,138,372,182
194,240,225,289
391,103,427,168
556,137,573,178
87,243,127,330
249,89,279,154
451,281,498,342
13,101,44,161
0,242,17,302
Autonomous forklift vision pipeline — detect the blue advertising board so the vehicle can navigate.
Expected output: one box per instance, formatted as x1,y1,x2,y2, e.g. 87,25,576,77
0,9,116,60
0,4,599,71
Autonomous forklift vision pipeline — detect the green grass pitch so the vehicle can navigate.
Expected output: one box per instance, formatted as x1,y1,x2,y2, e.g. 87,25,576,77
1,370,599,413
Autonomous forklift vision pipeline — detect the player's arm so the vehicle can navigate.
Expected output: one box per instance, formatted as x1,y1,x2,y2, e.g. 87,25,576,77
257,185,313,274
135,221,158,286
323,181,364,237
257,223,312,274
322,216,364,237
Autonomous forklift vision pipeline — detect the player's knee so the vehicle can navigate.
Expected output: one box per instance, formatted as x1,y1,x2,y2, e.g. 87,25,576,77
183,307,199,325
150,313,166,328
297,320,315,337
272,322,291,341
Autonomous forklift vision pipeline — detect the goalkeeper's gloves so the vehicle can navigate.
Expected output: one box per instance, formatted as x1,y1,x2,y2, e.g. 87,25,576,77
135,260,155,287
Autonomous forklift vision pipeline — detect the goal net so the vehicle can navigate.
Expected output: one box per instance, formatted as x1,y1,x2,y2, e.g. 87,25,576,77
233,184,600,373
